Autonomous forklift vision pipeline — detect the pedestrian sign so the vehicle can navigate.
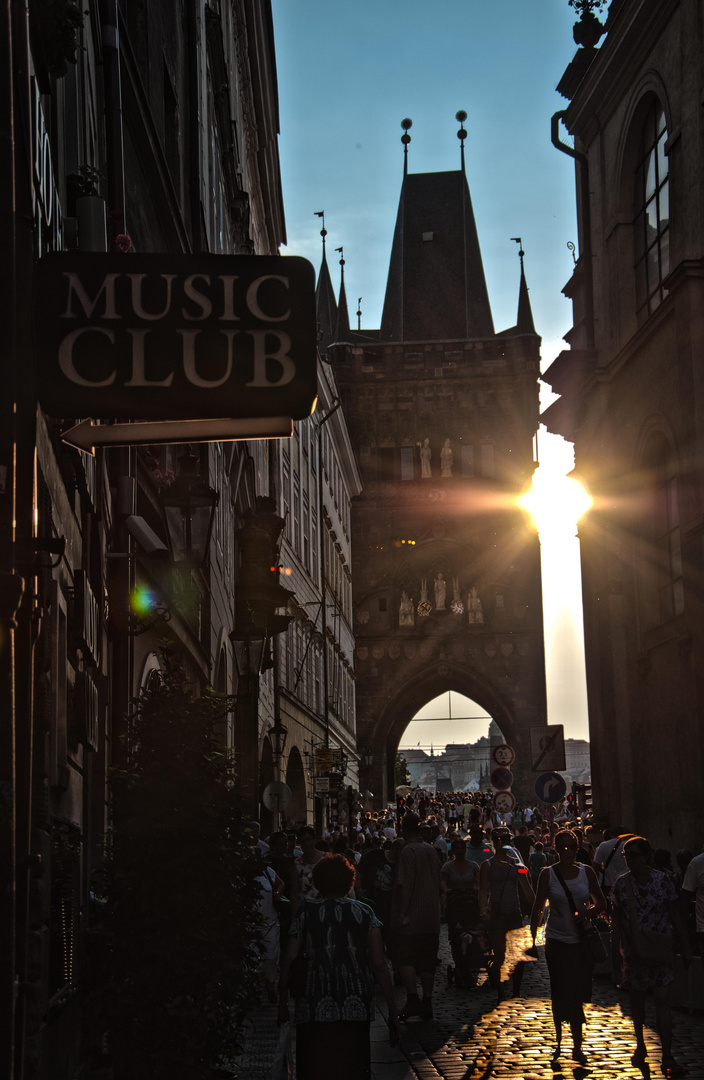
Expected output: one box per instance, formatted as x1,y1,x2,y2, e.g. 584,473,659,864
493,791,516,814
491,766,514,791
534,771,567,804
492,744,515,767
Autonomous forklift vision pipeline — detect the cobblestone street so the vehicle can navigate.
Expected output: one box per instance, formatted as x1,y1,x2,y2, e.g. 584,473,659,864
232,927,704,1080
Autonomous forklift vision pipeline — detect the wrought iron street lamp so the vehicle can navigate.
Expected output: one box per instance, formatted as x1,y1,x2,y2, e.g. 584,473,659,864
268,717,288,762
161,446,219,568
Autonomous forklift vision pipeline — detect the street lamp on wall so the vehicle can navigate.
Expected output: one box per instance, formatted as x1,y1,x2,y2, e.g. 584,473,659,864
161,446,219,568
268,718,288,762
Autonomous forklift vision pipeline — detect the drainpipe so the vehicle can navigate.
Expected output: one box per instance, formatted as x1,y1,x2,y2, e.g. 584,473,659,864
551,111,595,351
317,401,341,754
187,0,202,253
99,0,125,231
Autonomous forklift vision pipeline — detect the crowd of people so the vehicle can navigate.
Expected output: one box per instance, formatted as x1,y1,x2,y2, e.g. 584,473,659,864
249,791,703,1080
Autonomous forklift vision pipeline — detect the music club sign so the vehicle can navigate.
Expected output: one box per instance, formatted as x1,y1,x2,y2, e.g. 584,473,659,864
34,253,317,424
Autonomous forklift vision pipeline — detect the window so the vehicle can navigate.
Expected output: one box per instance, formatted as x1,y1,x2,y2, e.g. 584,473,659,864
461,445,474,477
634,100,670,321
656,473,684,621
480,444,494,478
400,447,414,481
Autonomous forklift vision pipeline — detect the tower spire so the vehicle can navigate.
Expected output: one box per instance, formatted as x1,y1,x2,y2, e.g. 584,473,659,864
314,210,338,352
456,110,468,174
334,246,350,341
511,238,536,334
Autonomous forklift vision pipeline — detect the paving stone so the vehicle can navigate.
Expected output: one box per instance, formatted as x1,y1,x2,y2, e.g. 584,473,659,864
232,924,704,1079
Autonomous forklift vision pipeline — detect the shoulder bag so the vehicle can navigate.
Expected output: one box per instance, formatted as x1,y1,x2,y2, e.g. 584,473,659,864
624,873,674,967
553,866,607,964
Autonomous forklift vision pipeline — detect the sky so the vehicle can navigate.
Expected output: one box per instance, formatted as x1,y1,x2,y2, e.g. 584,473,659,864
271,0,591,745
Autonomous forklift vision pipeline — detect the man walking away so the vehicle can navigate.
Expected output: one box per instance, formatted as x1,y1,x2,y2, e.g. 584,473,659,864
392,812,441,1021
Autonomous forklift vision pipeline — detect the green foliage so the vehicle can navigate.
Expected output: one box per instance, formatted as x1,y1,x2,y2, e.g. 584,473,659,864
92,648,265,1079
395,753,410,789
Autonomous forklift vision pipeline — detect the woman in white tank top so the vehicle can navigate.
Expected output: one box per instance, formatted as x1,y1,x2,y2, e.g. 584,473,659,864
530,830,605,1065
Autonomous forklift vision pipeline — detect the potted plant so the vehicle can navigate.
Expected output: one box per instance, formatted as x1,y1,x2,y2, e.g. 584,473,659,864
66,165,107,251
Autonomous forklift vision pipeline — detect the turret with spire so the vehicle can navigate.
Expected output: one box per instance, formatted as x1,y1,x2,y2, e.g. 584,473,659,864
314,211,338,353
334,247,351,342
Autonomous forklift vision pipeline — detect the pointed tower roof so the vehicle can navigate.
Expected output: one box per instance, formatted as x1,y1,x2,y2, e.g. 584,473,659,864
334,247,351,342
514,241,536,334
314,214,338,352
380,117,494,342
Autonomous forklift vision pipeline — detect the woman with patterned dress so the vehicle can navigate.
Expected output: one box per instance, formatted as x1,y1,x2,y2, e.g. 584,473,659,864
611,836,691,1078
278,854,400,1080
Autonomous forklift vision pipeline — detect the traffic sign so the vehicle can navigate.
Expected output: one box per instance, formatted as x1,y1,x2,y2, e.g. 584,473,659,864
262,780,291,812
530,725,566,772
534,771,567,804
492,743,515,767
493,791,516,814
491,766,514,791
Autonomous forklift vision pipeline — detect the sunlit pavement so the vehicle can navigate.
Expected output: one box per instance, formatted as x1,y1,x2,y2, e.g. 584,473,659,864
232,926,704,1079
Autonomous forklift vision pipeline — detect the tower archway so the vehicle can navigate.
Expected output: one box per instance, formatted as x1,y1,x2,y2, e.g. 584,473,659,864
361,658,537,808
285,746,307,826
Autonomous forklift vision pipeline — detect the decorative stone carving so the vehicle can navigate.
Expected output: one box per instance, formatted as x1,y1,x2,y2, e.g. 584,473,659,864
357,647,368,661
399,590,415,626
440,439,453,477
434,573,446,611
419,437,432,478
417,578,432,617
356,609,370,624
517,643,529,656
485,643,496,657
501,643,513,657
388,644,401,659
450,577,463,615
372,645,384,659
468,587,484,625
420,642,433,659
404,643,417,660
437,663,450,678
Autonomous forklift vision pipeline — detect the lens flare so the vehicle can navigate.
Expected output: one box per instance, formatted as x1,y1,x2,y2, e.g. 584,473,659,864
517,472,592,536
130,586,156,617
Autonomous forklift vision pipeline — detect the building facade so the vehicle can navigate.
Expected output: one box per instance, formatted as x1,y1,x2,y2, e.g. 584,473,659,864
542,0,704,849
0,3,321,1077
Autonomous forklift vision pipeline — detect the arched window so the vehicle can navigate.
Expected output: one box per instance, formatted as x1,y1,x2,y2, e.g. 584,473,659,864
634,100,669,321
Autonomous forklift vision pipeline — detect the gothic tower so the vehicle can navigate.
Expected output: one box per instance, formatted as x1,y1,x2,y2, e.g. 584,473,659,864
328,119,547,806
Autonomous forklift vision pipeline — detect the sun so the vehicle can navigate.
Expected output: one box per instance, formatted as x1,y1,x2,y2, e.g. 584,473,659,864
517,470,592,537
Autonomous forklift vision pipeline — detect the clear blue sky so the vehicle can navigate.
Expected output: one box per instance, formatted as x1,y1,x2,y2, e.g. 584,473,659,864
271,1,591,743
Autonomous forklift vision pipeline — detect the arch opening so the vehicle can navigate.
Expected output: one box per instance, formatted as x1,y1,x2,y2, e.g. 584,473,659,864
398,690,505,795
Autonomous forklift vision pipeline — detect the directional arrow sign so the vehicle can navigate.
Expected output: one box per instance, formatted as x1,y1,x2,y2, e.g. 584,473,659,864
491,766,514,791
61,415,293,455
534,771,567,804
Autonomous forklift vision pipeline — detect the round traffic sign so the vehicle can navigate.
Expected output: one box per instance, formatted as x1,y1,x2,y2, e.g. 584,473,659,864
491,766,514,791
493,790,516,814
262,780,291,811
493,744,515,766
534,772,567,804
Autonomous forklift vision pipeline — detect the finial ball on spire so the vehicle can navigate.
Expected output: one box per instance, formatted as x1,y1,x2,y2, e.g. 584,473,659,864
456,110,467,122
401,118,413,130
457,128,468,141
